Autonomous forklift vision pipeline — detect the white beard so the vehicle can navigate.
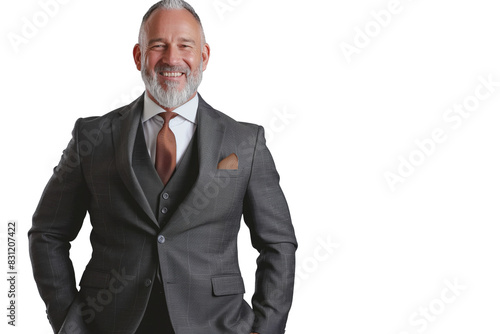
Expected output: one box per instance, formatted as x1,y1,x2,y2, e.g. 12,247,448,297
141,61,203,109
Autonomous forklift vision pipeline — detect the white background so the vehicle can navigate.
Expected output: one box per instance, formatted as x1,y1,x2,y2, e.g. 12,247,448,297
1,0,500,333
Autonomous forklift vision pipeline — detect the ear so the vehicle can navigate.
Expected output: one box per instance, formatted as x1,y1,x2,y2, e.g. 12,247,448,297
133,44,142,71
201,43,210,71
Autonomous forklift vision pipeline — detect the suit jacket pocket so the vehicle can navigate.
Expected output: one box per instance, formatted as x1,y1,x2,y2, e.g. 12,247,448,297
79,270,111,289
212,168,244,178
211,275,246,296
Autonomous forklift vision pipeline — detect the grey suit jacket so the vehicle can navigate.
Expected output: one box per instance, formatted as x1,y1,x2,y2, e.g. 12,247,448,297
29,94,297,334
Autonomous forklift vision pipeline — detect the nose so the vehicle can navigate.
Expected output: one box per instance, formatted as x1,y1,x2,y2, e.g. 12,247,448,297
161,46,182,66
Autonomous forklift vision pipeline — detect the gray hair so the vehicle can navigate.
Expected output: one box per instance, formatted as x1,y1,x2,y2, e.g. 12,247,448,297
139,0,206,46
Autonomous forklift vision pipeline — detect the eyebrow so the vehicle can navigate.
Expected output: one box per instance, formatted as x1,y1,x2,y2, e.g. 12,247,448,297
178,38,196,44
148,37,196,45
148,38,164,45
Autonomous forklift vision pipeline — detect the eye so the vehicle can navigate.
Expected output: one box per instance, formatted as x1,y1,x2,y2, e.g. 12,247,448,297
151,44,166,50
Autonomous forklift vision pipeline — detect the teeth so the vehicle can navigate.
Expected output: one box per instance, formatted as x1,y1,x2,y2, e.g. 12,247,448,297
160,72,183,77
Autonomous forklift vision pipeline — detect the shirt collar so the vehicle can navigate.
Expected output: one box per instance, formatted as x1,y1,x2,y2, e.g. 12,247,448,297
142,92,198,124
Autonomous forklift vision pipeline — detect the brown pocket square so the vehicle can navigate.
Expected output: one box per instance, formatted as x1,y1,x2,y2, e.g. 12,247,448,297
217,153,238,170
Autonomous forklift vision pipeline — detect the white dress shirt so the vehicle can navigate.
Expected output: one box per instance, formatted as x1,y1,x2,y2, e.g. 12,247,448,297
141,93,198,165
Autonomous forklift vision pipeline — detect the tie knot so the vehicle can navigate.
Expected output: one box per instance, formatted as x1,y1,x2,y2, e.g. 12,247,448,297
159,111,178,123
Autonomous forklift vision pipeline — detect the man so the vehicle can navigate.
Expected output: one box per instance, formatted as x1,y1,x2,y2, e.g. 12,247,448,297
28,1,297,333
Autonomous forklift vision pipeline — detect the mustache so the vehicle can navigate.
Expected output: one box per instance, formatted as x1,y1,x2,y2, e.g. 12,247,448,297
154,65,191,75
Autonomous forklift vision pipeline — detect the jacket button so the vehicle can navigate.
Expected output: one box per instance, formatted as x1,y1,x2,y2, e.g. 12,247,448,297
158,235,165,244
162,193,169,200
145,279,152,287
161,207,168,214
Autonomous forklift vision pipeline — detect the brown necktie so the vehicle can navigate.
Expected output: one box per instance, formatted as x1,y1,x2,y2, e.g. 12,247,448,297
155,111,178,185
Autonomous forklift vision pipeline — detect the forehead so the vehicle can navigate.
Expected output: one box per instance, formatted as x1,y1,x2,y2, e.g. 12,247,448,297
143,8,202,42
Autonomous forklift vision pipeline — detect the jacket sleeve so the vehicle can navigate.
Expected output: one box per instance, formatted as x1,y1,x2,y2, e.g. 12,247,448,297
28,119,90,333
243,126,298,334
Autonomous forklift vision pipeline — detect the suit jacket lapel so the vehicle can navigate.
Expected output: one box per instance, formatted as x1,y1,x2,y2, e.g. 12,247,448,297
112,94,159,227
196,94,226,178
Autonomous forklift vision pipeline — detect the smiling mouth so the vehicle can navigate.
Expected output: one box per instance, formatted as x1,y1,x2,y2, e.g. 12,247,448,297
159,72,184,78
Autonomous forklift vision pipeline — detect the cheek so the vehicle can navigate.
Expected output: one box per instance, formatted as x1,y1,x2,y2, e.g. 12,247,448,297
144,54,160,71
185,53,201,69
